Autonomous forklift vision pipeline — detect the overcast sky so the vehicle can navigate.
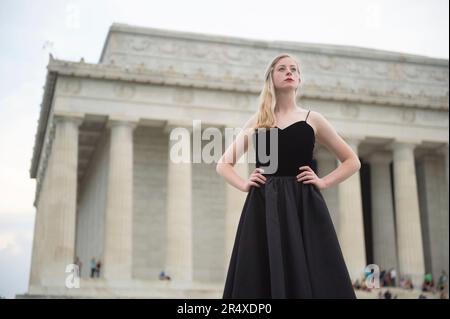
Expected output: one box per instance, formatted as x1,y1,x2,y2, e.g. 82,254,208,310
0,0,448,298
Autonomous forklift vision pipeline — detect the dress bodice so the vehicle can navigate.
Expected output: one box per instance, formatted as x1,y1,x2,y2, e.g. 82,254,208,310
254,110,315,176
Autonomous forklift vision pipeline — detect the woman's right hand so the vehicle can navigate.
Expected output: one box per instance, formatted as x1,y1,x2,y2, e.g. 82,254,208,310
241,168,267,192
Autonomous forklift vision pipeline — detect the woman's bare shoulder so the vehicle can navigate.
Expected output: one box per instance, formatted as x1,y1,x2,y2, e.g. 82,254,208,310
307,110,337,139
308,109,331,126
306,110,322,135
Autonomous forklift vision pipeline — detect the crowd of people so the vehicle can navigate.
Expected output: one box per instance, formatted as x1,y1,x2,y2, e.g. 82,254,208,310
73,256,102,278
352,267,449,299
420,270,448,298
73,259,171,281
73,259,449,299
89,258,102,278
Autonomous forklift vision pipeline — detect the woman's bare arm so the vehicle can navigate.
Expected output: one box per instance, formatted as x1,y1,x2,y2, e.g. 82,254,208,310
313,111,361,189
216,113,266,192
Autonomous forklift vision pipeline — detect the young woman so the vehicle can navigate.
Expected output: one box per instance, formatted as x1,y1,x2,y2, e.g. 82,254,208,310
216,53,360,299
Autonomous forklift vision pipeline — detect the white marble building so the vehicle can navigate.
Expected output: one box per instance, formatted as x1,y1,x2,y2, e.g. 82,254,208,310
25,23,448,298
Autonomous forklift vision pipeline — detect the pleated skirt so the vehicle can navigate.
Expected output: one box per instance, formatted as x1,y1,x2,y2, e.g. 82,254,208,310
222,175,356,299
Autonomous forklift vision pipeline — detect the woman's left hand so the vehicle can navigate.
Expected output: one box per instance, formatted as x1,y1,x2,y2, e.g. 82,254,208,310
297,166,327,190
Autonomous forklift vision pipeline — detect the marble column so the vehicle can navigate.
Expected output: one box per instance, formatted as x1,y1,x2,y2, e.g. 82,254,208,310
367,151,398,272
390,141,425,289
224,151,250,277
164,122,193,284
316,148,340,231
337,137,366,282
417,153,449,281
103,119,137,282
437,144,450,277
40,114,82,286
438,144,449,192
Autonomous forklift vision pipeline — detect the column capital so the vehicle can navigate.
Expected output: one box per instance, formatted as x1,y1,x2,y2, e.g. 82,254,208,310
341,135,365,152
386,139,421,152
218,124,235,136
107,117,139,130
163,119,194,134
53,112,84,126
367,150,393,165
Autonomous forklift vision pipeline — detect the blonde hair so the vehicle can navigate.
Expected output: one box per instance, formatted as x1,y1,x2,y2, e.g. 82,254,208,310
255,53,302,129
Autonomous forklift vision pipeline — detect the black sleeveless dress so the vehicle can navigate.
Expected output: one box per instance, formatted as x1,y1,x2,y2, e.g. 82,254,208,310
222,110,356,299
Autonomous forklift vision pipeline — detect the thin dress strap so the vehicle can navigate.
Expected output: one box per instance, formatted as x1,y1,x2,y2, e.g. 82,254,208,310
305,110,311,123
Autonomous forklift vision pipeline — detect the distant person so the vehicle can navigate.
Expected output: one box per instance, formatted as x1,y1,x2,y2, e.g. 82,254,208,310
422,273,434,292
389,268,397,286
159,270,171,281
380,269,386,287
353,279,361,290
438,270,448,292
74,256,82,277
96,260,102,278
90,257,96,278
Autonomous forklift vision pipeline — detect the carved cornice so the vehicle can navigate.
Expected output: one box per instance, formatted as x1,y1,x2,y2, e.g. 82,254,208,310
48,56,448,110
30,67,57,179
95,23,448,110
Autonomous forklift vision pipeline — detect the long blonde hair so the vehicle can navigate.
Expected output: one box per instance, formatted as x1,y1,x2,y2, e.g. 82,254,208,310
255,53,302,129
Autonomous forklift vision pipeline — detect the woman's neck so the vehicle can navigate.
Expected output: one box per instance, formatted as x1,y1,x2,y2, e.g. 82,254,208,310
274,91,300,114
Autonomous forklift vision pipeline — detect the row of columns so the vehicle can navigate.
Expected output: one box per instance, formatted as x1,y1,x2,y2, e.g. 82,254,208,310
316,138,448,289
31,115,140,287
33,117,223,288
31,114,448,292
163,123,252,285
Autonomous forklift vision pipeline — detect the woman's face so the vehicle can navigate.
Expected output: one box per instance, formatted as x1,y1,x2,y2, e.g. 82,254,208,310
272,57,300,92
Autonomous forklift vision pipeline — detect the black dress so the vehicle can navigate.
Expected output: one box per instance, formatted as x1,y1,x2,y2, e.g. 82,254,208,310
222,110,356,299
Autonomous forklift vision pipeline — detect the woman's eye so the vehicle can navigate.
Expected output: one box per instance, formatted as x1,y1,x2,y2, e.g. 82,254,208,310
279,67,296,72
